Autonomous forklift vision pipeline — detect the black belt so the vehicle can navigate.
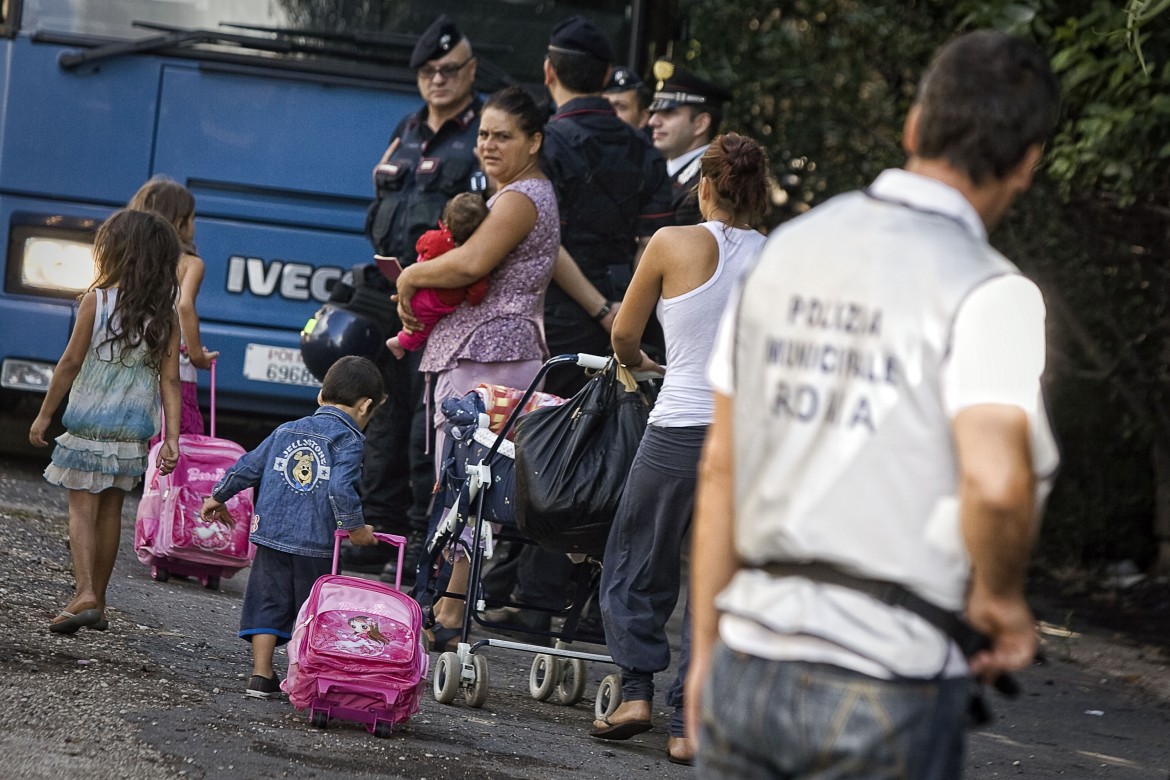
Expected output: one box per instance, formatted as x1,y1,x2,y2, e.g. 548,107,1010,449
755,560,1021,725
756,561,988,657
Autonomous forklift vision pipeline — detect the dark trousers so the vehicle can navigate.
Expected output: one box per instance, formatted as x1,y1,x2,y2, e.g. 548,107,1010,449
360,347,433,539
599,424,706,737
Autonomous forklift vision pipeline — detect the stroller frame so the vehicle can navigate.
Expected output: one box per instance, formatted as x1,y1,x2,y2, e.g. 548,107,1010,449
420,353,638,715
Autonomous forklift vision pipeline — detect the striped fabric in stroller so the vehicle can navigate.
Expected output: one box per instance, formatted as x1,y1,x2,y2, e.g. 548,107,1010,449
429,385,564,558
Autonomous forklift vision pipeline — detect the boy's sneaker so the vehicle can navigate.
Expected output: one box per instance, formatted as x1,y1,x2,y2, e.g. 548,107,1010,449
246,673,282,699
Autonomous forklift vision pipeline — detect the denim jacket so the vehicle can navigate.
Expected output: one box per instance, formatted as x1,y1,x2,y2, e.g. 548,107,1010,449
212,406,365,558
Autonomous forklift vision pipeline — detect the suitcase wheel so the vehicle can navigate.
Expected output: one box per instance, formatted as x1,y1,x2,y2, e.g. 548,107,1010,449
373,721,392,738
310,709,328,729
152,566,170,583
204,575,221,590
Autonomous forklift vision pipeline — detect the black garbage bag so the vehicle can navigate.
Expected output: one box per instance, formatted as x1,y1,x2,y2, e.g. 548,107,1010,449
513,359,649,553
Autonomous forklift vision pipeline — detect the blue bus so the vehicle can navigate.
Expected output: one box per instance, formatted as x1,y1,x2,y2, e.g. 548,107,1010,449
0,0,673,418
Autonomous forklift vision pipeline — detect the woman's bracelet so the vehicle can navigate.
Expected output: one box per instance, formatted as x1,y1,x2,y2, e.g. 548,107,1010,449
592,301,613,321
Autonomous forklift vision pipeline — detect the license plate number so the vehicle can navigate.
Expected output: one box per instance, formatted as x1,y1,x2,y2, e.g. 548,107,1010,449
243,343,320,387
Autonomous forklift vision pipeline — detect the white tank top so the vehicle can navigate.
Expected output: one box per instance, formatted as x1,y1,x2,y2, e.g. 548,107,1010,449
649,222,766,427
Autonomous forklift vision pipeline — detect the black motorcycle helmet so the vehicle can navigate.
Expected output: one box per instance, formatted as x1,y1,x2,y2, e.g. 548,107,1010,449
300,302,387,382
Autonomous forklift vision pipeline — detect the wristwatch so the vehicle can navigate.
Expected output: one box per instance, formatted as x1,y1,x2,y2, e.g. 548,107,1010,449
593,301,613,321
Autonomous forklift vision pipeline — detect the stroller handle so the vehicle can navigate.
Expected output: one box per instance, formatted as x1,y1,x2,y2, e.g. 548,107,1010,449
574,353,609,370
331,529,408,589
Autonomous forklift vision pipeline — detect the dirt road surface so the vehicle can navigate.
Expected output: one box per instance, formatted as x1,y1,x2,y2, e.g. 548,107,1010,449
1,409,1168,779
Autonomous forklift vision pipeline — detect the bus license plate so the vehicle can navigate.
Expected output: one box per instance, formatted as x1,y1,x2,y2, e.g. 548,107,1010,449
243,343,320,387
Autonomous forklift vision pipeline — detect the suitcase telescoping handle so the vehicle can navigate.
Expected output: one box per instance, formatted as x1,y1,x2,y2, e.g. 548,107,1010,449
331,529,407,589
209,359,217,438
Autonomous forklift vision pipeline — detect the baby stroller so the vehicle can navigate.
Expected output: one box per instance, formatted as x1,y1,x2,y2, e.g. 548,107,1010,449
283,530,427,737
417,353,651,718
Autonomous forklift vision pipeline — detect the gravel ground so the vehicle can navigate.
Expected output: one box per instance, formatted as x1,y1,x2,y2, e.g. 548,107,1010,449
0,471,183,780
2,441,1169,779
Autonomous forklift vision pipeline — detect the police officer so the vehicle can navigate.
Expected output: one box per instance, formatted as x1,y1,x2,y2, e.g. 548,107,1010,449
603,65,651,131
539,15,672,400
647,59,733,226
686,31,1061,775
482,16,671,638
350,14,486,579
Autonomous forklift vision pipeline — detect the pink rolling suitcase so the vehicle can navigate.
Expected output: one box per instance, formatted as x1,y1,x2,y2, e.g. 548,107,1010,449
134,363,255,589
283,531,428,737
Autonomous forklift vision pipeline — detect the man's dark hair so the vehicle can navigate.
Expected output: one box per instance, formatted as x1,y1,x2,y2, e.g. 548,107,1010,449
692,104,723,142
634,84,653,113
914,30,1059,184
548,50,609,94
321,355,385,407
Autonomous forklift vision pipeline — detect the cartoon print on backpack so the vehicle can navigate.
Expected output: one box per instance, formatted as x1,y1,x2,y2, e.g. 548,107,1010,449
334,615,391,656
190,504,233,551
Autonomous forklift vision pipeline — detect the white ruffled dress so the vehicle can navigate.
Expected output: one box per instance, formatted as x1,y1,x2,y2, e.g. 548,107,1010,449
44,288,161,492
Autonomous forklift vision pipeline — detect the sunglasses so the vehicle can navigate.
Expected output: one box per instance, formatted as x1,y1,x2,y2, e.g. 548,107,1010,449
417,57,473,81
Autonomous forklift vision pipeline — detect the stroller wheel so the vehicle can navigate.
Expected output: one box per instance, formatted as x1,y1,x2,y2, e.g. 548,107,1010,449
595,673,623,720
434,651,460,704
557,658,587,706
529,654,559,702
464,653,489,709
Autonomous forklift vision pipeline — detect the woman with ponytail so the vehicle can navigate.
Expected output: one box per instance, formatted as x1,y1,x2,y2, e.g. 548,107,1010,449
590,133,770,763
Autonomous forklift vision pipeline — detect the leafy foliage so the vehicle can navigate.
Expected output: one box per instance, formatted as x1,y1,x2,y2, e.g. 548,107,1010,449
678,0,1170,567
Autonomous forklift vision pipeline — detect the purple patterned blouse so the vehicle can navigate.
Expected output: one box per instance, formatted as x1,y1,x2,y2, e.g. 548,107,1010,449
419,177,560,373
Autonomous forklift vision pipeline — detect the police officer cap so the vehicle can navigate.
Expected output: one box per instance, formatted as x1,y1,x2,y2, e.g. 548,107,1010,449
648,58,732,112
410,14,465,69
548,15,613,63
604,66,644,93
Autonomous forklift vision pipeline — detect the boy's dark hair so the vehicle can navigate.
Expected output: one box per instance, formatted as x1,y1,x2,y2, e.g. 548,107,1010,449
320,355,385,407
548,50,609,94
442,192,489,244
914,30,1059,185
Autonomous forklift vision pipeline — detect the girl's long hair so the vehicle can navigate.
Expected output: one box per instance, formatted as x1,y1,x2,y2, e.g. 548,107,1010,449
89,209,181,370
128,175,197,255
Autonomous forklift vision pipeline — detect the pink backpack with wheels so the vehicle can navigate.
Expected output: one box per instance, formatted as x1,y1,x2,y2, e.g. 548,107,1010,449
283,531,427,737
134,363,255,589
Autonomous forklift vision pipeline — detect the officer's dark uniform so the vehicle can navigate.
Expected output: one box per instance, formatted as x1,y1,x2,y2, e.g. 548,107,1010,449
539,23,672,400
648,59,733,227
507,15,671,632
352,15,485,574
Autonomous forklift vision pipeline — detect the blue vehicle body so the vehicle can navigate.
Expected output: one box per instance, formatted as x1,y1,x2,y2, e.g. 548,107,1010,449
0,1,663,418
1,32,416,415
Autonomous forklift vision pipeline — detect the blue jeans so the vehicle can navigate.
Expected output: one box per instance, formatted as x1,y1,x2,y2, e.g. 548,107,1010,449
697,643,969,779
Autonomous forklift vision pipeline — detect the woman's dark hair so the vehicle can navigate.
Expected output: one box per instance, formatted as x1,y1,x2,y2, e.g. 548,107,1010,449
90,208,181,370
128,175,197,254
914,31,1059,185
321,355,385,407
699,133,770,223
483,85,546,140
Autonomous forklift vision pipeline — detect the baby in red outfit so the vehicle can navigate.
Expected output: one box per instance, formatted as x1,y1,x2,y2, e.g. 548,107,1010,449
387,192,490,359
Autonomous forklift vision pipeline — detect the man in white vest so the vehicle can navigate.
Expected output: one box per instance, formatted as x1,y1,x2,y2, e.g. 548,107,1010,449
686,31,1061,778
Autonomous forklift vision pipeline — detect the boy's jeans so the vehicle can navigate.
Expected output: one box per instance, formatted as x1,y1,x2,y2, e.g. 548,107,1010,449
697,643,969,779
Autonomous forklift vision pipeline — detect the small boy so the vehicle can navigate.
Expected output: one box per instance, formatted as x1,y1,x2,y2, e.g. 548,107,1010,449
200,355,385,698
386,192,490,359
